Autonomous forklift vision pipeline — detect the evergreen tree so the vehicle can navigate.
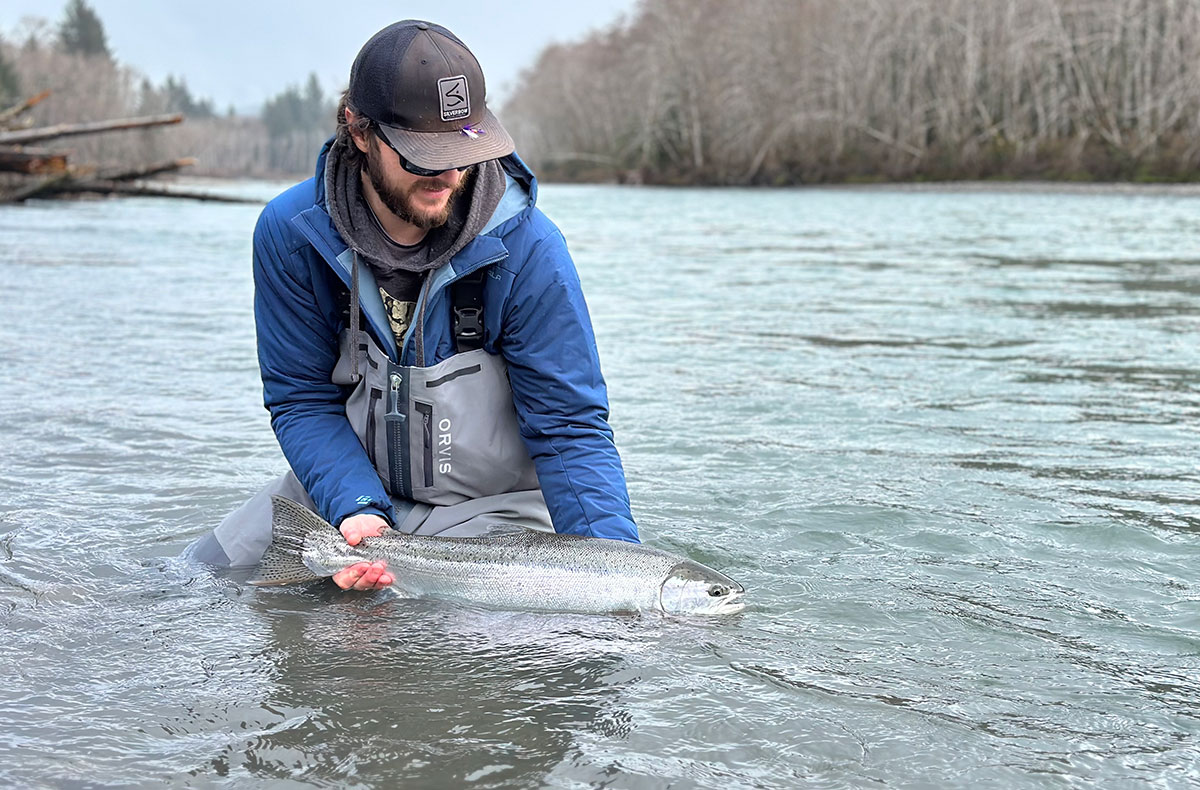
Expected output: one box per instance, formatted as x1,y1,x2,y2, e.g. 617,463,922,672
303,73,325,128
0,45,21,106
162,74,215,118
136,77,158,114
261,73,335,171
58,0,111,58
261,85,303,136
262,73,332,136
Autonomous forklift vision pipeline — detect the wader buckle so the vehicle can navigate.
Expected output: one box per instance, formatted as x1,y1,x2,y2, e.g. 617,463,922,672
452,268,487,352
454,306,484,345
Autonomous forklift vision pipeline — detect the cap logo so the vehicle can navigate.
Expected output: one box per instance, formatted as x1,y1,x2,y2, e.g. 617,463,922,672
438,75,470,122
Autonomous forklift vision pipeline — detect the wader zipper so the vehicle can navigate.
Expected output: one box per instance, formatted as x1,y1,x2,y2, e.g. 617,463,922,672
415,401,434,488
366,388,382,467
388,371,412,498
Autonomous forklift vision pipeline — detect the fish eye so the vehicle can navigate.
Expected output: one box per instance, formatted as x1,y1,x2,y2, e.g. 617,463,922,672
708,585,728,597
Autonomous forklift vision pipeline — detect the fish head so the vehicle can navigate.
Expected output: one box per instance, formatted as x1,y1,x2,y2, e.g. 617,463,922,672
659,561,745,615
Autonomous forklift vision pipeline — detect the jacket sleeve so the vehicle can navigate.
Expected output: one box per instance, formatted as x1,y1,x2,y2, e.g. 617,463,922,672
500,230,640,543
252,209,395,527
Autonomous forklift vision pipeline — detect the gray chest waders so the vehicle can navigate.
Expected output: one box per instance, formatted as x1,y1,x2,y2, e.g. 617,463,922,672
186,260,550,569
335,335,543,507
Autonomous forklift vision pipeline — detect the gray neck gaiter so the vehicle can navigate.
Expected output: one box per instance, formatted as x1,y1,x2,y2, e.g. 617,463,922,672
325,140,508,281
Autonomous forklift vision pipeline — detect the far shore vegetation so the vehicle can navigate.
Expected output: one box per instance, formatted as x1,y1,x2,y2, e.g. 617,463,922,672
1,1,334,179
4,0,1200,185
506,0,1200,185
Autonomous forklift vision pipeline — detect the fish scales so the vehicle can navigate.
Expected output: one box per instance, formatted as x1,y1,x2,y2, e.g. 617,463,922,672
307,530,673,611
254,497,745,615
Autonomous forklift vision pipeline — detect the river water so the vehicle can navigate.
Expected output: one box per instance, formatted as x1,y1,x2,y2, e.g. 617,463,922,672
0,180,1197,788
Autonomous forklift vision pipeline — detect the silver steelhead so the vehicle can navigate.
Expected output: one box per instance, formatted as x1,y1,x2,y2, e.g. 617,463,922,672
251,497,745,615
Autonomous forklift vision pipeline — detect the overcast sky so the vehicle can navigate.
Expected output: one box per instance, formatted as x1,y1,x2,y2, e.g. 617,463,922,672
0,0,637,112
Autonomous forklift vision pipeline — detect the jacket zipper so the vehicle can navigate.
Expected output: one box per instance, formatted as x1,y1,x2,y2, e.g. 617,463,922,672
413,274,434,365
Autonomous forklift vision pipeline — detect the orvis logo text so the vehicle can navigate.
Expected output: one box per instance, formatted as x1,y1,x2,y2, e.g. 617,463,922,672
437,418,453,474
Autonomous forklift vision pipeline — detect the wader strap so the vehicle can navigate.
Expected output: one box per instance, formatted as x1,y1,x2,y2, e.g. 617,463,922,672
349,250,363,384
452,269,486,353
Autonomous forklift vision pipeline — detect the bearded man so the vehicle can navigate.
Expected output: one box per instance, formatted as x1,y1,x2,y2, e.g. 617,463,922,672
186,20,639,588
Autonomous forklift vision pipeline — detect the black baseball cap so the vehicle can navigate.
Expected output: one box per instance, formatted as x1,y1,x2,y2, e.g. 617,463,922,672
347,20,515,171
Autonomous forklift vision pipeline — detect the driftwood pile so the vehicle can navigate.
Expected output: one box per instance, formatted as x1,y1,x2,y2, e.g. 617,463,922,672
0,91,250,204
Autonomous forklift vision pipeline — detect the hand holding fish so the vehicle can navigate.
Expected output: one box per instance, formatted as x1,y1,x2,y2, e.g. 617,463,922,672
332,513,393,590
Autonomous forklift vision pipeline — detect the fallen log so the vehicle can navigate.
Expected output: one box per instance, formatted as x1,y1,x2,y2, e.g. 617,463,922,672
0,90,52,129
95,157,197,182
1,171,74,202
0,171,258,203
0,147,70,175
0,113,183,146
62,180,258,203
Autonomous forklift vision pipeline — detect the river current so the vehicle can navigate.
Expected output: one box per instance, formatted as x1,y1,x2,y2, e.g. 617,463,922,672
0,181,1197,788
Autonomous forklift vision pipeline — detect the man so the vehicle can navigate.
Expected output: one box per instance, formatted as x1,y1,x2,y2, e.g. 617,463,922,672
186,20,639,589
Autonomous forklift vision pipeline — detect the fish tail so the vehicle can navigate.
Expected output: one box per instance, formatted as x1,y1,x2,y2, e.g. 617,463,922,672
248,496,332,586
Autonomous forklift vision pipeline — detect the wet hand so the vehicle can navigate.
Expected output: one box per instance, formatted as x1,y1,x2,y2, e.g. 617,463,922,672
339,513,389,546
333,514,394,590
332,560,394,591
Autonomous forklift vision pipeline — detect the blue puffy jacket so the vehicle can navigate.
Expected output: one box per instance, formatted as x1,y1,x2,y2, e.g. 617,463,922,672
252,141,638,543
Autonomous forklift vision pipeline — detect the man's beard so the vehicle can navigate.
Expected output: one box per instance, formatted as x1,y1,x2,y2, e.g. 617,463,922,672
364,141,470,231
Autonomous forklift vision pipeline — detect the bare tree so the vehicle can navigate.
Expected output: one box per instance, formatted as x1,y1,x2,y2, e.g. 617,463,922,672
504,0,1200,184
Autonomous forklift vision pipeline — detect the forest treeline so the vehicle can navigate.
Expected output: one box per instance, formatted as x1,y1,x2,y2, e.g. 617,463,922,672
504,0,1200,184
0,0,332,177
6,0,1200,183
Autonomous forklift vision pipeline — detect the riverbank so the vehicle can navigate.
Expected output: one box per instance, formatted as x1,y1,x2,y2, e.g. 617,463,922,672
22,174,1200,205
821,180,1200,196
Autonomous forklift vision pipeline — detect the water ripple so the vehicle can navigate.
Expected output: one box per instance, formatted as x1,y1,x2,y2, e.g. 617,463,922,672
2,185,1199,787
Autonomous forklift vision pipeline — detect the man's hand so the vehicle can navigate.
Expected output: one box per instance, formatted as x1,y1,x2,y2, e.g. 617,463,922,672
332,514,394,590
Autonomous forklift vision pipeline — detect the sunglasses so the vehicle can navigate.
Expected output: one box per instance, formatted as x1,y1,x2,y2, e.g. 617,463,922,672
372,122,469,178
